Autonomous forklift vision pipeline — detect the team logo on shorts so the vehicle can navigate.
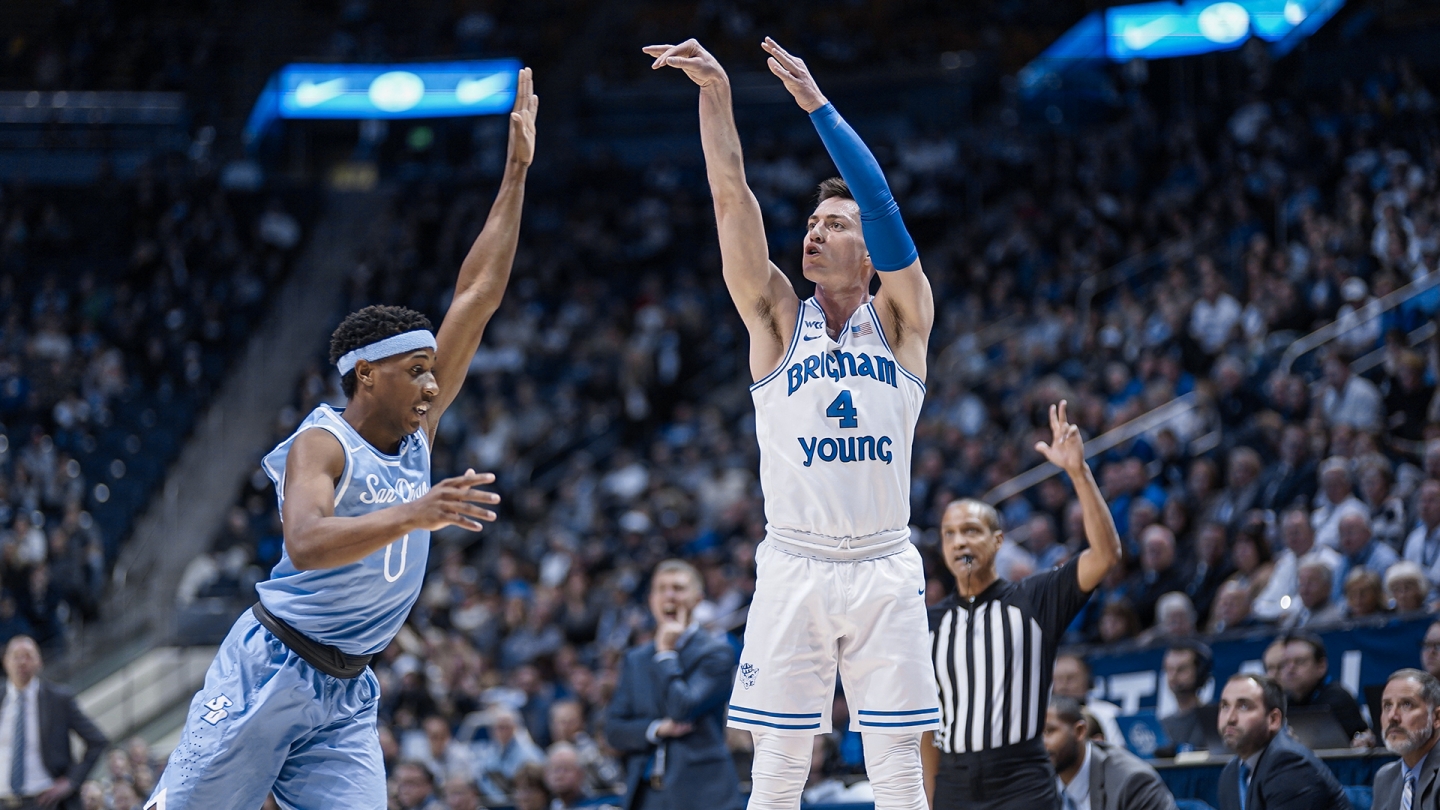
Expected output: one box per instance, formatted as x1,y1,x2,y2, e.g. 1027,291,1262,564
739,663,759,690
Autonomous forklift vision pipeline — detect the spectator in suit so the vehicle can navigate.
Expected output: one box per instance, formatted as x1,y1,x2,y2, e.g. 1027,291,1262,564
1404,479,1440,593
1044,696,1177,810
1281,557,1345,629
0,635,107,810
1128,526,1189,627
1333,512,1400,603
1258,426,1318,513
606,559,742,810
1312,459,1366,551
1216,674,1350,810
1373,669,1440,810
1275,632,1370,742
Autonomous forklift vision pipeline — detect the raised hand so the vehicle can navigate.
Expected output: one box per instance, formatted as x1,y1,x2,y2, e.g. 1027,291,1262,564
654,603,689,653
408,469,501,532
642,39,728,88
507,67,538,167
761,37,828,113
1034,400,1086,476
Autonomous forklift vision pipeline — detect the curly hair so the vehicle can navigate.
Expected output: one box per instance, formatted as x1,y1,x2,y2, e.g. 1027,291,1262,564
329,305,434,397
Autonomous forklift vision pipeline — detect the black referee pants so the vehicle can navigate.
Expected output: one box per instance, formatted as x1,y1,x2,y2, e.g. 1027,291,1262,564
933,737,1059,810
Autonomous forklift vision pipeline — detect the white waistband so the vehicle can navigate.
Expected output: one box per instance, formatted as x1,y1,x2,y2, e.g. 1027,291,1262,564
765,525,912,562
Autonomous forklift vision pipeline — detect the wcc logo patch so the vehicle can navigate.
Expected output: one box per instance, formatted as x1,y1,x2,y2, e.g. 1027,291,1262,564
739,663,759,690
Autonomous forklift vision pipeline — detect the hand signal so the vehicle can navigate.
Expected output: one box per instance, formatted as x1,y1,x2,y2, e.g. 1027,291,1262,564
1034,400,1086,477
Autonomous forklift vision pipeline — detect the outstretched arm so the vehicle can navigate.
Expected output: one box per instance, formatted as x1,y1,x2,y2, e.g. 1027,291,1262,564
1034,401,1121,592
427,67,538,435
280,429,499,570
763,37,934,376
644,39,798,381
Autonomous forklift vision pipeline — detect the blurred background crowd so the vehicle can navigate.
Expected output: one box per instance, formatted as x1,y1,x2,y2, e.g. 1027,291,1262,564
1,0,1440,808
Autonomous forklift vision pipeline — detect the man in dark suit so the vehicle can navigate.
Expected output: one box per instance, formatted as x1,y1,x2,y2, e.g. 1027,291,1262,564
606,560,743,810
1216,673,1349,810
0,635,107,810
1044,696,1177,810
1373,669,1440,810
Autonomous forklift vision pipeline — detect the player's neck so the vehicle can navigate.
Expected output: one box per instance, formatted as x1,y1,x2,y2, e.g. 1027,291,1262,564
813,283,868,339
342,398,404,455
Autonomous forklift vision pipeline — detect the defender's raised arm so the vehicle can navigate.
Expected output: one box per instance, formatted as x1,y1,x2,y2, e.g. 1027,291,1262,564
644,39,799,381
427,66,538,436
763,38,934,379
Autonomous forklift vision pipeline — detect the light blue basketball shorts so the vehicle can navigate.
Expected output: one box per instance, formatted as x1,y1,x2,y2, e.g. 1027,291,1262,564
145,610,384,810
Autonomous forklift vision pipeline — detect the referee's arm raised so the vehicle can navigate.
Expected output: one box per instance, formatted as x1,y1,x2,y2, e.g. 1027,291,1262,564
1035,400,1122,591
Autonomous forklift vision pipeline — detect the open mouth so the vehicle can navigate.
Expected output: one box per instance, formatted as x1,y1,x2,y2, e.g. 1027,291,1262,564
414,403,430,419
806,246,821,256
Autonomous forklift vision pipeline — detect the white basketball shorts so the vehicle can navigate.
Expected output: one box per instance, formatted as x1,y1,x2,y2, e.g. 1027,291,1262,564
727,539,940,736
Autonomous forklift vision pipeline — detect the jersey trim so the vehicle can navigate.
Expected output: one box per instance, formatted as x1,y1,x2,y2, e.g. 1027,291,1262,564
749,300,808,392
263,424,356,511
865,301,926,392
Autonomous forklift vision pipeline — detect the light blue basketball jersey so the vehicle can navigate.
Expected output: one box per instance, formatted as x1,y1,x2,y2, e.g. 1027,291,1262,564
255,404,431,656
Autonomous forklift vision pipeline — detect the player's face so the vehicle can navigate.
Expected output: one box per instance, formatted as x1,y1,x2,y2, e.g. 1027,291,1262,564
802,197,872,288
359,349,439,435
941,502,1001,581
1424,624,1440,678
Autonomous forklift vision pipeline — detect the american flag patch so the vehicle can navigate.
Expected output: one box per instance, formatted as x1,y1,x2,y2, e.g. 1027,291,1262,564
851,322,874,336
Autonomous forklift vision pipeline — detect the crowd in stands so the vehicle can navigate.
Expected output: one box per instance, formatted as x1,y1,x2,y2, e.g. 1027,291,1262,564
165,25,1440,806
0,170,310,653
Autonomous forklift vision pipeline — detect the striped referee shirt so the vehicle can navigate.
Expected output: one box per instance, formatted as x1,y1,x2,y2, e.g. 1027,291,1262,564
928,556,1091,754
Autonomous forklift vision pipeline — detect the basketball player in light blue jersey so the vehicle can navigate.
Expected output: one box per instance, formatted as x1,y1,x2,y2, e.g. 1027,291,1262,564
646,37,938,810
146,69,538,810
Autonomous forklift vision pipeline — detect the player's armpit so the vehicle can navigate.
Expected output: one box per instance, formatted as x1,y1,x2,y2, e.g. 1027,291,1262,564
873,260,934,376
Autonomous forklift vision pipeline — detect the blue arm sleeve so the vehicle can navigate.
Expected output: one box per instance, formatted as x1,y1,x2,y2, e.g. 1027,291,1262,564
808,102,918,271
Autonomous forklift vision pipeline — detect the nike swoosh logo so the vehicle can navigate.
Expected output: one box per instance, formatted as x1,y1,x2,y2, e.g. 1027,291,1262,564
1121,16,1175,51
803,335,821,341
918,588,925,595
294,77,347,108
456,73,512,104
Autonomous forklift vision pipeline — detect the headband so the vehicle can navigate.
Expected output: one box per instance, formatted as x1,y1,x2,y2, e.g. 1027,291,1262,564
336,330,437,376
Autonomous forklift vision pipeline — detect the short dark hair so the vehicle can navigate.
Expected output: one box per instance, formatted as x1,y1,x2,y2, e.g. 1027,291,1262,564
1056,651,1093,689
1279,631,1327,664
329,305,434,397
816,176,853,204
1049,695,1085,726
1166,639,1214,684
1228,673,1287,720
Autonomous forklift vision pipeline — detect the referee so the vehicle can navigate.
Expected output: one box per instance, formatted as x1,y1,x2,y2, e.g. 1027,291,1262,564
922,401,1121,810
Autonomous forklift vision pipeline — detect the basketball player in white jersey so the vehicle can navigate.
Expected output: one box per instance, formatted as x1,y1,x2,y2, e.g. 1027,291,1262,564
645,38,936,809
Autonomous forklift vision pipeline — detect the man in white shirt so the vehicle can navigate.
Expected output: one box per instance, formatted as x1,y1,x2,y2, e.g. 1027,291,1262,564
0,636,107,810
1404,479,1440,593
1318,351,1383,434
1189,271,1242,356
1311,458,1367,550
1254,509,1343,620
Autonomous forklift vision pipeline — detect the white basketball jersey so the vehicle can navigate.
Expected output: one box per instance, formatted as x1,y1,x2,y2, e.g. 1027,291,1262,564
751,297,924,560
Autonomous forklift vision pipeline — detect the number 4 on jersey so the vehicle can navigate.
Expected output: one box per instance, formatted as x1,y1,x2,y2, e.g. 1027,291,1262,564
825,390,858,428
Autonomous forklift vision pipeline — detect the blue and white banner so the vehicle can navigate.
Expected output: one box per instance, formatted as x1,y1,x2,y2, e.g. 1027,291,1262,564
1086,616,1432,718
